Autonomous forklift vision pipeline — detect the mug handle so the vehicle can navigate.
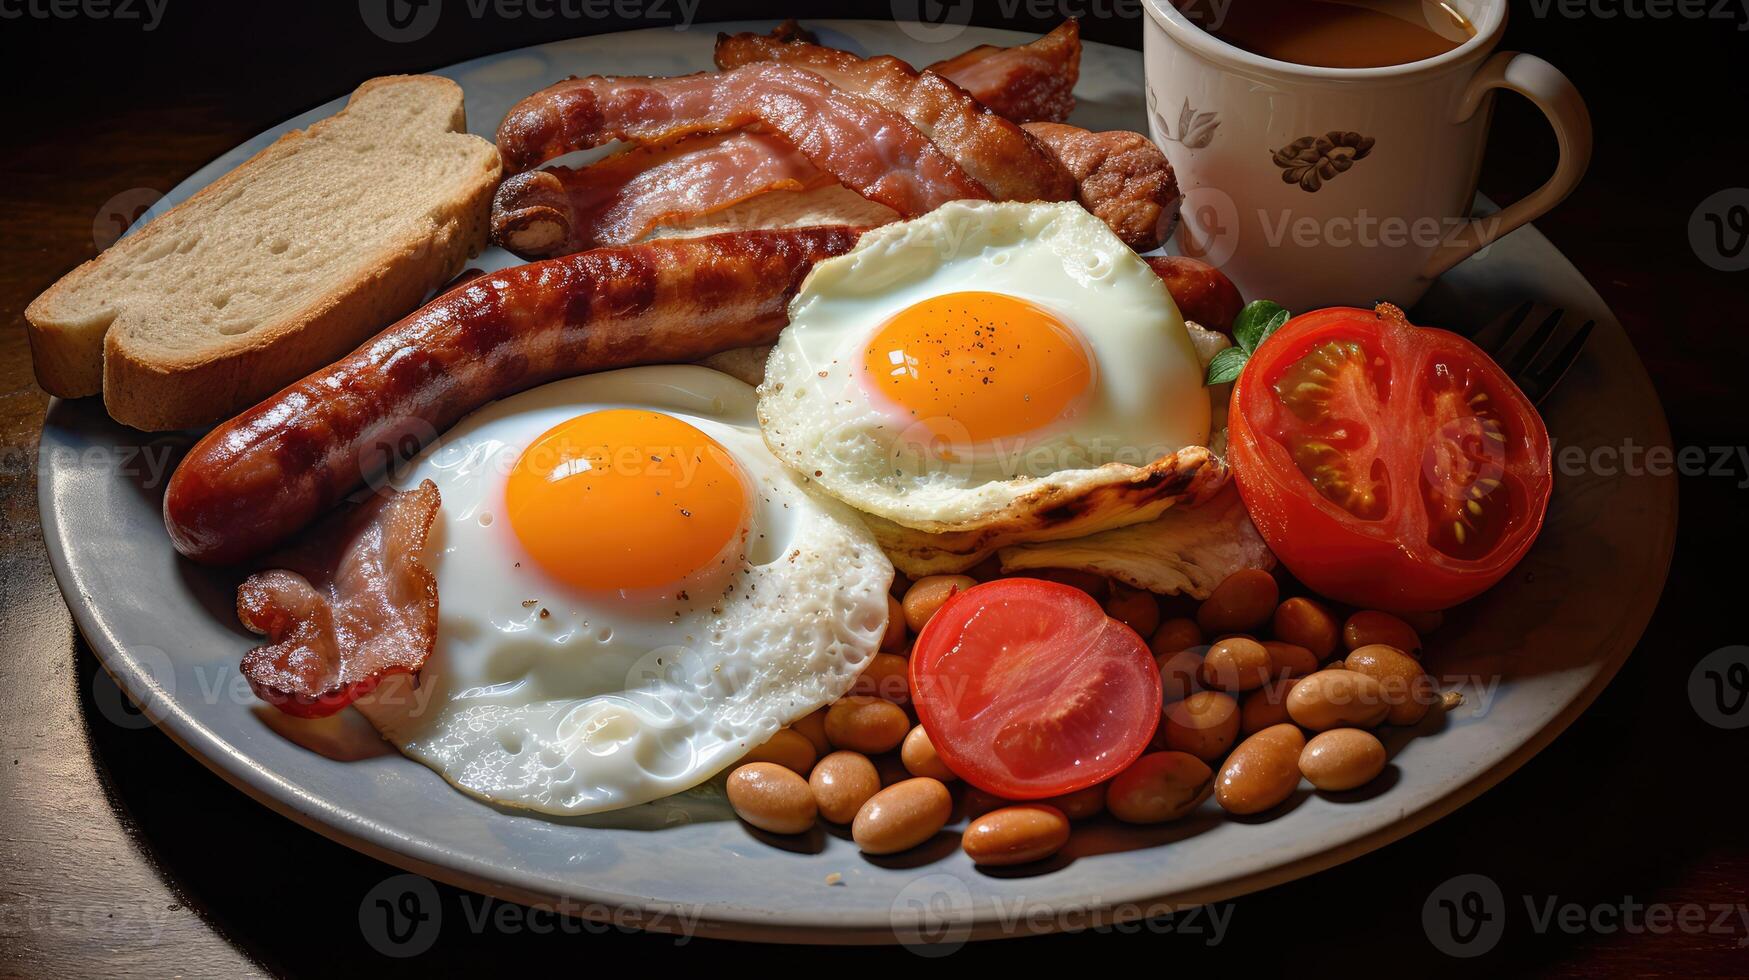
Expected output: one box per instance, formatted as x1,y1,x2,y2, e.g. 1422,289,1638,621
1421,51,1593,280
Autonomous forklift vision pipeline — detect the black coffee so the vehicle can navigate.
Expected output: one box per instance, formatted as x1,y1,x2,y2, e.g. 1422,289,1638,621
1175,0,1476,69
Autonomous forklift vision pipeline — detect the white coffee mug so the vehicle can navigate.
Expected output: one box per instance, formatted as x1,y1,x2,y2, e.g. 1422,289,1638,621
1141,0,1592,311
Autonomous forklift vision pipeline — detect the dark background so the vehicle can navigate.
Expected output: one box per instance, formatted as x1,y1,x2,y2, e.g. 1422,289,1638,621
1,0,1745,974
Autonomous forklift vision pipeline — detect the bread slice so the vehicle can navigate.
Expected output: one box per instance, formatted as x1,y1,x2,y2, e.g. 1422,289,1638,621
26,75,501,431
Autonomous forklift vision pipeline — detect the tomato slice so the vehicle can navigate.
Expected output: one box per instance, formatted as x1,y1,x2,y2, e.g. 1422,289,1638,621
909,578,1161,799
1229,304,1552,611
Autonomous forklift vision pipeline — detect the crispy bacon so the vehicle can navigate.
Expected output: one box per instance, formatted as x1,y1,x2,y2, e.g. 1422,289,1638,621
492,132,835,259
927,20,1081,124
713,29,1075,203
495,64,989,217
237,481,440,718
1023,121,1180,251
765,18,813,43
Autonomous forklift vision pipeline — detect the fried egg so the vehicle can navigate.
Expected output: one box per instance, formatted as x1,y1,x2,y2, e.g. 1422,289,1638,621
758,201,1215,535
356,365,891,815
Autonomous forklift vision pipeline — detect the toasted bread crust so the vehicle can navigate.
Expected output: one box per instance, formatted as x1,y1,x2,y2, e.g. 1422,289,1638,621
101,192,491,430
24,75,500,430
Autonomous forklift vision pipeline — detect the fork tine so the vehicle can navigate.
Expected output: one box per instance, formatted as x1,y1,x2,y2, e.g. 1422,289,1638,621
1517,318,1594,405
1496,306,1565,379
1470,300,1533,353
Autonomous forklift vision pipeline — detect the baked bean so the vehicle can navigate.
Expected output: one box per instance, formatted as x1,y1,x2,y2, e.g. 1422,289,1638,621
740,728,817,775
727,763,817,834
825,696,910,753
1107,751,1214,823
1343,610,1422,655
1272,597,1340,660
790,708,831,756
962,781,1105,822
1105,584,1161,638
1041,781,1108,821
1150,617,1204,658
851,777,953,854
891,572,912,598
962,805,1071,866
958,786,1010,821
1263,641,1319,679
902,575,977,633
1240,680,1294,734
899,725,957,782
1299,729,1387,791
1196,569,1278,634
1394,608,1444,636
1285,669,1389,731
1200,637,1272,691
1156,647,1205,703
1344,644,1438,726
851,652,911,704
881,594,908,651
1162,691,1240,762
809,750,881,823
1215,724,1305,815
872,750,913,787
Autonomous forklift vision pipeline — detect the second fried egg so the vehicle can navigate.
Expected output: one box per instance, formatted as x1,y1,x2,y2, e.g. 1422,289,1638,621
758,201,1214,533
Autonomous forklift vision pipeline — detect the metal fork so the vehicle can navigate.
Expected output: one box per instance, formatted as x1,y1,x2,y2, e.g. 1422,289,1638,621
1466,301,1594,405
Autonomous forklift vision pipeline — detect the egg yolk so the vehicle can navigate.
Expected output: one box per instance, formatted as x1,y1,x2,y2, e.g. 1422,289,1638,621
861,291,1093,442
505,409,748,592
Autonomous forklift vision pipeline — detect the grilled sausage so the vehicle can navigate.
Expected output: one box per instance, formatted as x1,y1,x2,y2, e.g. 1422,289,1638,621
163,226,863,565
1023,122,1180,251
1145,256,1244,331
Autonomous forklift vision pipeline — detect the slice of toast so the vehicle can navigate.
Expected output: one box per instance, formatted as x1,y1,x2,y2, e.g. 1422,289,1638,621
25,75,501,431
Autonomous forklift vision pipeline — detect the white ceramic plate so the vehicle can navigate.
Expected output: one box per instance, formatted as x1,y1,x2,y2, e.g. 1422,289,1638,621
39,21,1676,944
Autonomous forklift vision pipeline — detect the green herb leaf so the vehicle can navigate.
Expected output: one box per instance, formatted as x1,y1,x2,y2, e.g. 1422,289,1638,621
1232,300,1290,354
1202,299,1291,386
1205,346,1249,385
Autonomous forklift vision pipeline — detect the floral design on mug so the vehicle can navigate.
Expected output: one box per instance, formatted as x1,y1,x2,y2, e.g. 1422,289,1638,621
1151,91,1221,149
1272,131,1376,192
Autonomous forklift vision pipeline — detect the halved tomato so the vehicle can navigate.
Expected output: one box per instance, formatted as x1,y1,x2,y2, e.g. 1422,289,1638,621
1228,304,1552,612
909,578,1160,799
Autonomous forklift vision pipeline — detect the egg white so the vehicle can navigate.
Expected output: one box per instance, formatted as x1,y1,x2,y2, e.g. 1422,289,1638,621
758,201,1213,532
356,365,891,815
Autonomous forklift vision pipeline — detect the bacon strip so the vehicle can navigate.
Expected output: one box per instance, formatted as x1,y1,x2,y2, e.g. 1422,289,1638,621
713,29,1075,204
927,20,1081,124
494,118,1182,260
495,64,989,217
1023,121,1180,251
492,132,835,259
238,480,440,718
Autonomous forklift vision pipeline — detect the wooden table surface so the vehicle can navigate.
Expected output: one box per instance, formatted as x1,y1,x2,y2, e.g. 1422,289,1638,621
2,2,1745,975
